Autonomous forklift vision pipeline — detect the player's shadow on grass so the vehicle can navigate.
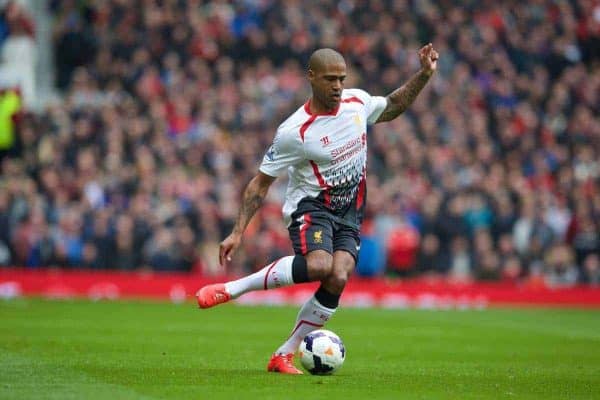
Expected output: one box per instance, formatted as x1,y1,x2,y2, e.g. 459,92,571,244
197,367,343,379
198,368,267,377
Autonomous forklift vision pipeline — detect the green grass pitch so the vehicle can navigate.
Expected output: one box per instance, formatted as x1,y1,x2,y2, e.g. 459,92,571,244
1,299,599,399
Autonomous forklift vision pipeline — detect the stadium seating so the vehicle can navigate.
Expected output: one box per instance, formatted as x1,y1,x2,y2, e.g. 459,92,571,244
0,1,598,286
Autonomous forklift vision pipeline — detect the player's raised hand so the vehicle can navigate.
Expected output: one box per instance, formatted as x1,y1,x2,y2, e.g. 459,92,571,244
419,43,439,74
219,232,242,267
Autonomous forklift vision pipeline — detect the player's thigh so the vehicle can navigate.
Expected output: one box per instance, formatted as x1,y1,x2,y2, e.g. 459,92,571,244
332,250,356,277
332,224,361,265
320,250,356,294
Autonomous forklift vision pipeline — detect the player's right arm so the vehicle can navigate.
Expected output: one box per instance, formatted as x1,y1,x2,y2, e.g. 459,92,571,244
219,171,276,266
219,123,304,266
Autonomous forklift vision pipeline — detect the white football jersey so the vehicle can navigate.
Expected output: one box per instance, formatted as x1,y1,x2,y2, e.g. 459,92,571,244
260,88,387,227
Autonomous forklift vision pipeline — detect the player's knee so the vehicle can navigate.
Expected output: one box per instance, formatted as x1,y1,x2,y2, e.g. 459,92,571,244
326,252,355,292
329,268,351,292
306,252,333,281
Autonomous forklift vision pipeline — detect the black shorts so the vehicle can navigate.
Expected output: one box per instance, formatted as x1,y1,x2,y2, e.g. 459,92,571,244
288,210,361,262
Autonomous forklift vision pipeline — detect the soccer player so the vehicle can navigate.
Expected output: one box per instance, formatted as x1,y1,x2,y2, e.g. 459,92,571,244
196,44,439,374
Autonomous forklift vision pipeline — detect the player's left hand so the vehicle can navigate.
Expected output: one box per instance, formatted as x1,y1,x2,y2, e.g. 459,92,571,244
419,43,439,74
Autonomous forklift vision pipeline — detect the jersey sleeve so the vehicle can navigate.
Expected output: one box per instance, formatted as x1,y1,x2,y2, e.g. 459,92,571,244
259,127,304,177
345,88,388,125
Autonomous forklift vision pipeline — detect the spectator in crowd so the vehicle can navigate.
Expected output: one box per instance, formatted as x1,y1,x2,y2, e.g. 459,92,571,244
583,254,600,286
0,1,598,285
447,236,473,282
415,233,445,275
544,243,580,287
0,1,36,107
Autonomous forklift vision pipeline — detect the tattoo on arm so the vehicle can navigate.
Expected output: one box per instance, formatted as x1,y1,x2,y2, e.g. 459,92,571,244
376,69,433,123
232,177,269,234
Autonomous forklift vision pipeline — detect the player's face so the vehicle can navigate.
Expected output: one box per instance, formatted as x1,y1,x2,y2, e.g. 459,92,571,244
309,62,346,111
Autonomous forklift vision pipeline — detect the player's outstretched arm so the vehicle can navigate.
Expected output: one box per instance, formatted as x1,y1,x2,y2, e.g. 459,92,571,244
376,43,439,123
219,171,277,266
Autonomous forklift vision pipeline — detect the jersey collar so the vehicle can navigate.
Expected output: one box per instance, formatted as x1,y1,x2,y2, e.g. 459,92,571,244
304,99,340,116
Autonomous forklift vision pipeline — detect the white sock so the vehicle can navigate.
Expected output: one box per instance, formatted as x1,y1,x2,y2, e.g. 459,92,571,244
224,256,295,298
275,296,337,355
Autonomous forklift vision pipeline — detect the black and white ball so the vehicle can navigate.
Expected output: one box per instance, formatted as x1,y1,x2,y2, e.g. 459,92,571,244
298,329,345,375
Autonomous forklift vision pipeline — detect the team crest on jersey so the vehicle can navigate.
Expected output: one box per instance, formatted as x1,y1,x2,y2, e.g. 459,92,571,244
353,114,362,126
313,230,323,244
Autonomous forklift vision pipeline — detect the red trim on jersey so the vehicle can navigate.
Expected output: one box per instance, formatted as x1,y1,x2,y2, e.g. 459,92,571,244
287,319,324,339
303,99,340,116
342,96,364,105
299,115,317,142
300,214,312,254
356,175,366,209
263,258,283,290
309,160,331,206
302,95,362,118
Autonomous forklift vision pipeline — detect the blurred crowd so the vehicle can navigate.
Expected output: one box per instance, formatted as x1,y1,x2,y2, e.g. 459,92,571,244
0,0,599,286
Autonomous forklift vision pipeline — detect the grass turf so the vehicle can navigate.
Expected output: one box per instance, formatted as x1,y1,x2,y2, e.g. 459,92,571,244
1,299,599,399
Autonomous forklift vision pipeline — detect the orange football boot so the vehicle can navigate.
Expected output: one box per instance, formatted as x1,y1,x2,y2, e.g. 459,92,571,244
196,284,231,309
267,353,303,374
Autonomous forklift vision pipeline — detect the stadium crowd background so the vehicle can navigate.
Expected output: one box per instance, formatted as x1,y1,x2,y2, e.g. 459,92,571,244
0,0,598,286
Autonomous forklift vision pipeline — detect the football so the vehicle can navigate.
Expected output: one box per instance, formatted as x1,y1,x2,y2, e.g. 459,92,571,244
298,329,346,375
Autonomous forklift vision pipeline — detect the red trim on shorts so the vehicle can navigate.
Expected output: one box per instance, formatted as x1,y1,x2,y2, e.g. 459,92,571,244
263,258,283,290
300,214,312,254
341,96,364,105
299,114,317,142
287,319,324,339
356,175,366,209
309,160,331,206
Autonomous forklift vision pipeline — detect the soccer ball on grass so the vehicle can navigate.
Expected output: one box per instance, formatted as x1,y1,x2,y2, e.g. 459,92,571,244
298,329,345,375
